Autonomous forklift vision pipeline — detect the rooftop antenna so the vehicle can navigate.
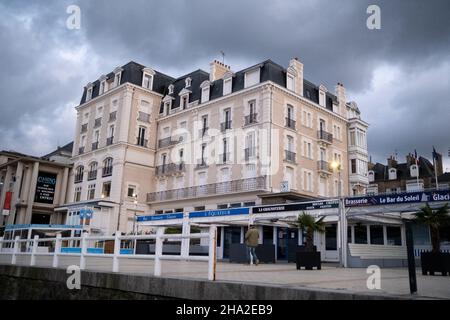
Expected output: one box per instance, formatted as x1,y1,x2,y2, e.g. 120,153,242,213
220,50,225,64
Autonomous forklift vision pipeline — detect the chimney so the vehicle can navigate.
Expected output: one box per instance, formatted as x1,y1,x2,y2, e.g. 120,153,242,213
387,155,397,168
210,60,231,82
335,82,346,116
406,153,414,166
289,57,304,96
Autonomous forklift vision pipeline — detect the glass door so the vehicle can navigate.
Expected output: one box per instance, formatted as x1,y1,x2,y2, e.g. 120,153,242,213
223,226,241,259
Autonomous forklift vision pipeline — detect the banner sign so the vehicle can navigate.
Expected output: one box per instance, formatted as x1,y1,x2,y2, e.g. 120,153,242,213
79,208,94,219
189,207,249,219
34,172,57,204
252,200,339,214
344,190,450,207
137,213,183,222
2,191,12,215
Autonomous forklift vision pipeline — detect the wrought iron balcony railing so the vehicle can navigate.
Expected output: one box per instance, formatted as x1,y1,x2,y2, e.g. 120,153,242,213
158,136,180,148
78,147,85,155
147,176,267,203
317,130,333,144
155,162,186,176
137,137,148,148
80,124,88,133
244,113,258,126
196,159,208,169
106,136,114,146
245,148,256,161
91,142,99,151
94,118,102,128
87,170,97,181
285,117,296,129
285,150,296,163
220,121,232,132
317,160,332,174
109,111,117,122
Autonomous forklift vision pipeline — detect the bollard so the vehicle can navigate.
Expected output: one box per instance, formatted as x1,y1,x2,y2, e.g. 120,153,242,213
154,228,164,277
53,234,62,268
30,235,39,266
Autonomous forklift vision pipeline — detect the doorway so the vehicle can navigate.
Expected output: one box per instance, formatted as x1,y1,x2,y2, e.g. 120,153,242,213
277,227,299,261
321,223,339,261
223,226,241,259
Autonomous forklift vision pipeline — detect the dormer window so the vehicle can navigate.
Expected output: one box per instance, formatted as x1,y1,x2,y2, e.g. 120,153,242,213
168,84,174,95
185,77,192,88
368,170,375,182
286,66,297,92
99,76,107,95
200,80,210,103
142,67,155,90
244,67,260,88
389,168,397,180
86,84,93,102
181,95,188,110
410,164,419,178
319,85,327,107
223,78,232,95
113,67,123,88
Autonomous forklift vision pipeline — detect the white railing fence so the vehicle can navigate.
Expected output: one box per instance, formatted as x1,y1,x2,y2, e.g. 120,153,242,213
0,226,217,281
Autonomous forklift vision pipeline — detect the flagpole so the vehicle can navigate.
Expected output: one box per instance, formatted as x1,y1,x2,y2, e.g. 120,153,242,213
415,157,419,189
433,157,439,189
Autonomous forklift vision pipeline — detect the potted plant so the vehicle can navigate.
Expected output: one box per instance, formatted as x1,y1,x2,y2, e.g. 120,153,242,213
295,212,325,270
413,203,450,276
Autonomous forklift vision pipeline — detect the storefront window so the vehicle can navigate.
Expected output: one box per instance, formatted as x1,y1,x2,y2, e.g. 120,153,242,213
263,226,273,245
412,224,430,245
354,225,367,244
386,226,402,245
370,225,384,245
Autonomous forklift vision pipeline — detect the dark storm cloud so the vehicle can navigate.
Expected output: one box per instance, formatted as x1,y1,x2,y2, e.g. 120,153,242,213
0,0,449,168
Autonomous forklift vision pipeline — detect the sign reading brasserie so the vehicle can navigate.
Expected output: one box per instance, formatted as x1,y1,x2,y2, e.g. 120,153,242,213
344,190,450,207
34,172,57,204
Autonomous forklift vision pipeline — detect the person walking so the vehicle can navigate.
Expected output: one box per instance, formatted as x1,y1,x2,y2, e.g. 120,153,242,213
245,224,259,265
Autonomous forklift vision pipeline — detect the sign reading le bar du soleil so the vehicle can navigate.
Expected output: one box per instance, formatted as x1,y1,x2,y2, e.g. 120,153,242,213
34,172,57,204
344,190,450,207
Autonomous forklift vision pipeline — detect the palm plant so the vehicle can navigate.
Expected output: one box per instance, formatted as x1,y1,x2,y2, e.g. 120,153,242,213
413,203,450,253
296,212,326,252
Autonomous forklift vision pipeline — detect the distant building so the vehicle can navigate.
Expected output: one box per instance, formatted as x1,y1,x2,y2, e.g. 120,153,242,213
367,152,447,194
0,143,73,229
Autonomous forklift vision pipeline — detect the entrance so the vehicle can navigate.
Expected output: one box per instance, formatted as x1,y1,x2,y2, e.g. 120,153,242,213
277,227,299,261
223,226,241,259
321,223,339,261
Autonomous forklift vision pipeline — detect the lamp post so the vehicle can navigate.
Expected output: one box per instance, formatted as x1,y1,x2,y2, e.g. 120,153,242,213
331,161,347,268
132,194,138,235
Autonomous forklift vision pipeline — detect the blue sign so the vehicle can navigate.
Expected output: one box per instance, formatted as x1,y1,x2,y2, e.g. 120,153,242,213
137,213,184,222
189,207,249,218
344,190,450,207
79,208,94,219
5,224,83,230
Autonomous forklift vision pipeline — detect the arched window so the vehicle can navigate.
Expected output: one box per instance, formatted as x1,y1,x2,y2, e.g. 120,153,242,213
102,157,113,177
88,162,98,180
388,168,397,180
75,166,84,183
368,170,375,182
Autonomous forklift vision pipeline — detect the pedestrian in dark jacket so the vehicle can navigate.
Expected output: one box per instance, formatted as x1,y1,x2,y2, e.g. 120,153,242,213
245,225,259,265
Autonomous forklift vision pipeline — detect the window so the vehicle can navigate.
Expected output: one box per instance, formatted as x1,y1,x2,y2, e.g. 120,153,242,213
245,132,256,159
349,130,356,146
114,71,122,87
201,115,208,136
386,227,402,246
410,164,419,178
287,74,295,91
194,206,205,211
287,136,294,152
107,125,115,145
319,91,325,107
87,184,96,200
75,166,84,183
102,181,111,198
368,171,375,182
185,77,192,87
354,225,368,244
142,73,153,89
217,204,228,209
100,79,107,95
181,95,188,109
201,86,210,103
137,126,147,147
102,158,113,177
74,186,82,202
303,171,312,191
168,84,174,95
389,168,397,180
201,144,207,164
127,185,136,198
370,225,384,245
244,69,260,88
303,141,312,159
88,162,98,180
223,78,232,95
351,159,356,174
86,86,93,101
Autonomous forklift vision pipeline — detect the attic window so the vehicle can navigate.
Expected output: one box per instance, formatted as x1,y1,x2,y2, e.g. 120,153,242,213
244,68,260,88
114,72,121,87
168,84,174,95
185,77,192,88
389,168,397,180
181,95,188,110
368,170,375,182
86,85,93,102
142,73,153,90
99,78,107,95
305,90,311,99
287,74,295,91
223,78,232,95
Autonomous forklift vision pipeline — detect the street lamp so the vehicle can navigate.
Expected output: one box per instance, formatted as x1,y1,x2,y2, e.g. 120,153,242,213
331,161,347,268
132,194,138,235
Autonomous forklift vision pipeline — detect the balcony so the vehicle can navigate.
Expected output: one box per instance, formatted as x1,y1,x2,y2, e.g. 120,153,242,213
78,147,85,155
317,130,333,144
155,162,186,177
220,120,232,132
74,174,83,184
158,137,180,148
147,176,267,203
285,150,296,163
138,111,151,123
102,166,113,177
244,113,258,126
87,170,97,181
137,137,148,148
196,159,208,169
218,153,230,164
285,117,296,130
317,160,332,175
91,142,99,151
109,111,117,122
80,124,88,133
106,136,114,146
199,127,209,138
94,118,102,128
245,148,256,161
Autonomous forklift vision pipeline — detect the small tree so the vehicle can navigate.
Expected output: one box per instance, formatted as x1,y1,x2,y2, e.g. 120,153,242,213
296,212,326,252
413,203,450,253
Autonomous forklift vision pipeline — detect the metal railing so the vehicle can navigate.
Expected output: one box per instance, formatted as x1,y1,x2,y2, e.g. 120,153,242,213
155,163,186,176
91,142,99,150
285,150,296,163
158,137,179,148
218,152,230,164
94,118,102,128
317,160,331,173
147,176,267,202
317,130,333,144
245,148,256,161
0,226,217,281
137,137,148,148
220,121,232,132
102,166,113,177
109,111,117,122
199,127,209,137
138,112,151,123
78,147,85,155
285,117,296,129
106,136,114,146
244,113,258,126
87,170,97,181
196,159,208,169
80,124,88,133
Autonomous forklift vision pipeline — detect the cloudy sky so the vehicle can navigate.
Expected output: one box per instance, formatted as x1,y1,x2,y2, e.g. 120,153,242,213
0,0,449,170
